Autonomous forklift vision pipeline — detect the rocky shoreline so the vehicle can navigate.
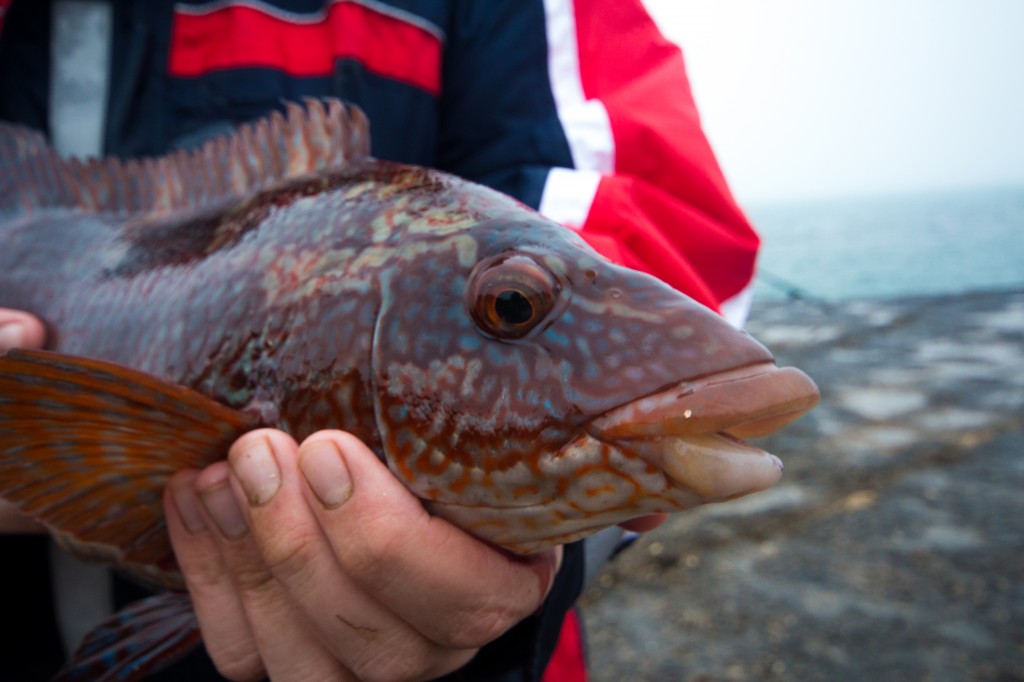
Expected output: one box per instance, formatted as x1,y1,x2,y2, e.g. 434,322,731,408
579,288,1024,681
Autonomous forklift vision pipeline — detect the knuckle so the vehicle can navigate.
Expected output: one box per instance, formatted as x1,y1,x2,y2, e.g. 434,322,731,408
344,517,416,583
361,529,408,569
181,553,231,591
230,560,278,594
260,527,321,586
208,643,266,682
439,598,530,650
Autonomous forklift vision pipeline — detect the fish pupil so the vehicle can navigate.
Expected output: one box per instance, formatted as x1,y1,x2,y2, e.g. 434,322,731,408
495,290,534,325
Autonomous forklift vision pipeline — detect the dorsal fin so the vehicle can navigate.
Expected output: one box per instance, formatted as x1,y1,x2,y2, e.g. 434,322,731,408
0,99,370,217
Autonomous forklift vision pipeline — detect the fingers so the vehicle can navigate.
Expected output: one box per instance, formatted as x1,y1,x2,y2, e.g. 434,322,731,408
165,470,266,681
203,459,355,682
167,429,559,681
167,430,512,679
291,431,562,650
227,430,476,681
0,309,46,351
168,459,351,682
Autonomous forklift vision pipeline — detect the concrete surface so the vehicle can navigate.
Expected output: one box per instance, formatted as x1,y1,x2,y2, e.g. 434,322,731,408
579,288,1024,682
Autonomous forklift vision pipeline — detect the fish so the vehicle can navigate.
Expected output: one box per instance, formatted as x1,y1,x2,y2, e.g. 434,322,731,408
0,99,819,680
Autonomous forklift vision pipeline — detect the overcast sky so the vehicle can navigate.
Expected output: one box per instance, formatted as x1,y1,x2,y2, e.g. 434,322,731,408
642,0,1024,203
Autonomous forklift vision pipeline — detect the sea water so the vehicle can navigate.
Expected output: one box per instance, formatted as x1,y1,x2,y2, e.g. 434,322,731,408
747,186,1024,302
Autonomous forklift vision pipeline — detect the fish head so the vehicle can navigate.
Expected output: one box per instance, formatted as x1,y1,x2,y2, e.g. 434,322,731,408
372,200,819,553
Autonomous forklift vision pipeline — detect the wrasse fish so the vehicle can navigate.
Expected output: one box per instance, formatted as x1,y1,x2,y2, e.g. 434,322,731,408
0,100,818,680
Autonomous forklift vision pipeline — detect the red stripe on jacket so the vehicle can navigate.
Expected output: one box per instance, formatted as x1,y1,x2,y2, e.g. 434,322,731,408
169,2,441,95
571,0,759,310
542,607,588,682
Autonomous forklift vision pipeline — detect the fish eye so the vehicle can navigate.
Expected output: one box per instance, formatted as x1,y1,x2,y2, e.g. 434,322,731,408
468,255,559,339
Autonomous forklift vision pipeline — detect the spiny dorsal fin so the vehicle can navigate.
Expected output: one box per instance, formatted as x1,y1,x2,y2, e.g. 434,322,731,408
0,99,370,217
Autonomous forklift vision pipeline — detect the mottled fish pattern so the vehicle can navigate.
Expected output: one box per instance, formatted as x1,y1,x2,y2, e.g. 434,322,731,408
0,100,817,680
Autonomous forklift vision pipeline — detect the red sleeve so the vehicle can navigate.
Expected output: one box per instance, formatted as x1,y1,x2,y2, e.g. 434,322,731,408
539,0,758,321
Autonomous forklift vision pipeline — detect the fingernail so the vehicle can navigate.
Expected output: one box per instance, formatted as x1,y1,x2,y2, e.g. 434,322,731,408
0,321,27,350
230,436,281,506
299,440,352,509
199,480,249,540
169,473,207,534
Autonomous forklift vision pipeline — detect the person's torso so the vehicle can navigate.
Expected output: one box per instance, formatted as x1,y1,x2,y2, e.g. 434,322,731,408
0,0,450,163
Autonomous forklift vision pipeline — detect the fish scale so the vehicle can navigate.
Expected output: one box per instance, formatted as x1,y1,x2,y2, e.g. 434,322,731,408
0,99,818,681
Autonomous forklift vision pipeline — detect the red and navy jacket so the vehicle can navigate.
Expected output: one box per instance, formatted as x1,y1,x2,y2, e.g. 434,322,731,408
0,0,759,321
0,1,758,680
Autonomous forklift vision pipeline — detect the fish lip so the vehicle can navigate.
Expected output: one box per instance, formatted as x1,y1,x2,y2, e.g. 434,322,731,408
586,361,820,442
426,363,818,551
584,361,817,499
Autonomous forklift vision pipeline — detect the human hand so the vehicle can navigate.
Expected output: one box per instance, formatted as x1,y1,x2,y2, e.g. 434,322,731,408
0,308,46,352
165,429,563,681
0,309,47,533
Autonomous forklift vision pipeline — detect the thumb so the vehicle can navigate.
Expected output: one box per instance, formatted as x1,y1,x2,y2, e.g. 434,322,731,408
0,310,46,351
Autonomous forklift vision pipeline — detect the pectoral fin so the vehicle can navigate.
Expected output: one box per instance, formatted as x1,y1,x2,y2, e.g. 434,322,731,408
54,592,200,682
0,350,258,586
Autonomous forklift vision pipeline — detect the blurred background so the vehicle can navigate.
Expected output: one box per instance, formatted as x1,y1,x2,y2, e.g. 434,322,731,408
647,0,1024,302
579,2,1024,680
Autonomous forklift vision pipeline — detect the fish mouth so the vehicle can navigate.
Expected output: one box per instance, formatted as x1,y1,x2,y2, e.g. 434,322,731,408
426,362,818,556
588,362,820,499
